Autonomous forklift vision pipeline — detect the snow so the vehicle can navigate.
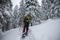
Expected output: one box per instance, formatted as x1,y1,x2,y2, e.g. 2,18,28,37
1,19,60,40
38,0,42,6
11,0,42,9
11,0,20,9
31,19,60,40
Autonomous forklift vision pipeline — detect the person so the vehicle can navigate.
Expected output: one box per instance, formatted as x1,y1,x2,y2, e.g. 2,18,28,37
22,13,32,37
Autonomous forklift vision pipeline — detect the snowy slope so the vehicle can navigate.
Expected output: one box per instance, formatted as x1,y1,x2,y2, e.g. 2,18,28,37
31,19,60,40
1,19,60,40
1,27,35,40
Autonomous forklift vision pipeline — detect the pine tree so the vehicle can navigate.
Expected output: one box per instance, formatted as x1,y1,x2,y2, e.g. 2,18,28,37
19,0,41,25
13,5,19,28
0,0,12,32
42,0,60,20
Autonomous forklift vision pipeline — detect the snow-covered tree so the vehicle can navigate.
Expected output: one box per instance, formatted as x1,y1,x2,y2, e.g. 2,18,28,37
0,0,12,32
19,0,41,25
12,5,19,28
42,0,60,20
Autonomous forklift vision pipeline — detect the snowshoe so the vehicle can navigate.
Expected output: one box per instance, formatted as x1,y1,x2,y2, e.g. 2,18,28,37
21,32,28,38
22,33,26,38
25,33,28,36
22,35,25,38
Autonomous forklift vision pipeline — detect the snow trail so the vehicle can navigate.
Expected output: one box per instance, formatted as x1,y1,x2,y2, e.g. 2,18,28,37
1,26,35,40
1,19,60,40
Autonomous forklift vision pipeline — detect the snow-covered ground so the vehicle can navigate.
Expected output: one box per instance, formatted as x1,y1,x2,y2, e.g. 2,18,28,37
0,19,60,40
31,19,60,40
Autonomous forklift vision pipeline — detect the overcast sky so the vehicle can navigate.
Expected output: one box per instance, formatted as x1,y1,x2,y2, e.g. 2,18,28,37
11,0,42,9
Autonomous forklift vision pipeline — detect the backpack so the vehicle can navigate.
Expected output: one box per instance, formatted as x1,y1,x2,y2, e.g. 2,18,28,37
24,16,31,23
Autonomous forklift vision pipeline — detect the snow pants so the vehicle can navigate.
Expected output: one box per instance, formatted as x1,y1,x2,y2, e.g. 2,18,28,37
23,22,29,35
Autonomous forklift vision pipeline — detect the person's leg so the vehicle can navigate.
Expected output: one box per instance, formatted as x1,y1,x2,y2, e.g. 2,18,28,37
22,22,27,37
22,26,26,38
25,26,28,35
25,22,29,35
23,26,25,33
23,22,26,32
